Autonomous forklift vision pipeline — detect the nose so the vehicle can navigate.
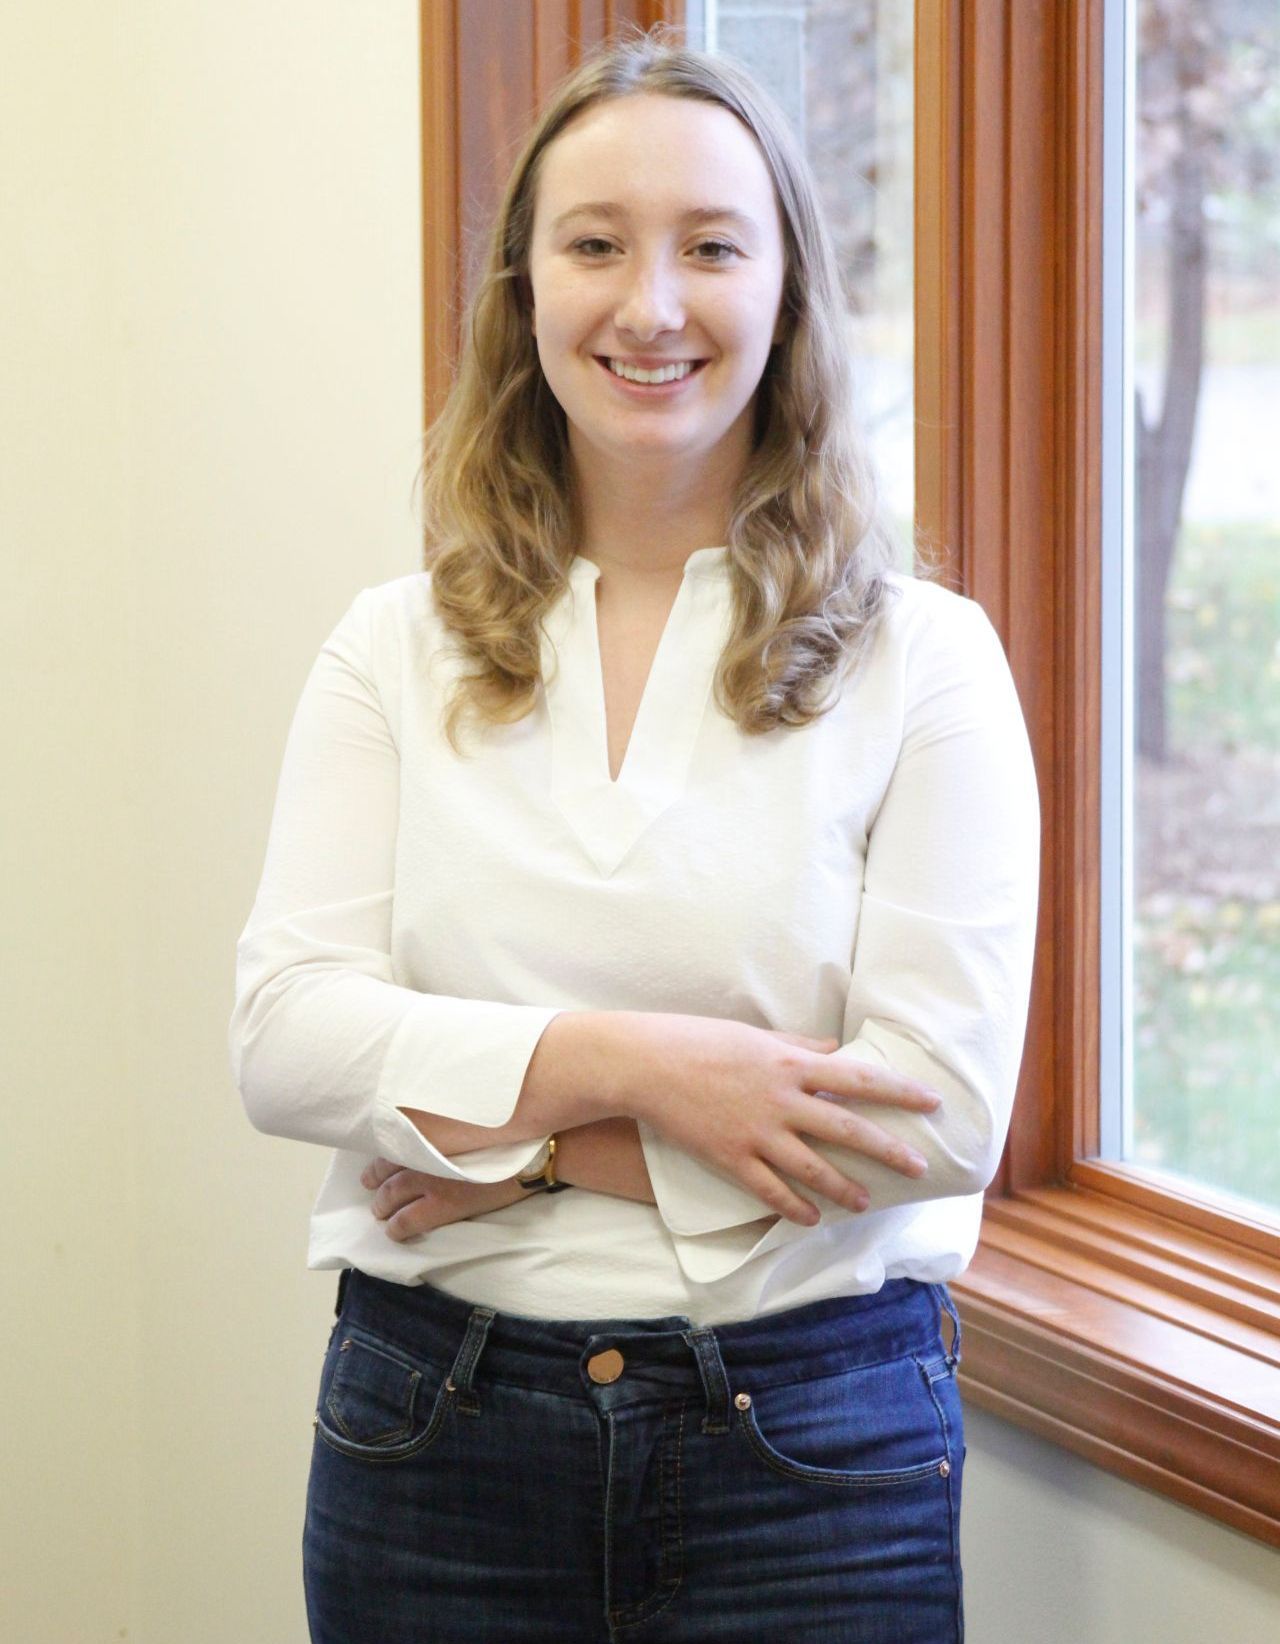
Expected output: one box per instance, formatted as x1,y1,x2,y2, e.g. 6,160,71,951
614,255,685,341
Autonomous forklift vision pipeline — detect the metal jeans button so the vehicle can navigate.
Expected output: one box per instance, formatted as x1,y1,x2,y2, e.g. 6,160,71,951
586,1348,625,1384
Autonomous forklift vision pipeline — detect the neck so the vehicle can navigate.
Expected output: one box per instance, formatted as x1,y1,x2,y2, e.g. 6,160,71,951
571,437,745,584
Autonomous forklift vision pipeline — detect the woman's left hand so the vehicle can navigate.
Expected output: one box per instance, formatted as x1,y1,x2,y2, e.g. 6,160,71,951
360,1157,526,1242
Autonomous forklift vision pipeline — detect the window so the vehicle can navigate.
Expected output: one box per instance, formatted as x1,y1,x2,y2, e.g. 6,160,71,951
689,0,916,562
1112,0,1280,1219
915,0,1280,1549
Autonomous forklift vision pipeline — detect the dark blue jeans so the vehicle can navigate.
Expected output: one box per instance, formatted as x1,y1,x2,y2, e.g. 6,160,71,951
304,1268,966,1643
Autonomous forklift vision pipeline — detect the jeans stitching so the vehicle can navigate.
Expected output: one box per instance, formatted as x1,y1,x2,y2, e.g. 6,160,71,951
722,1344,934,1394
314,1375,454,1465
920,1350,965,1641
603,1409,619,1619
607,1397,687,1630
326,1360,422,1448
734,1399,950,1490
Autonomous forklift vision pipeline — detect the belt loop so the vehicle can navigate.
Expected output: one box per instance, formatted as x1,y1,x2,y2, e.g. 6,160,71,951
682,1326,731,1435
446,1305,496,1417
334,1267,350,1319
933,1283,963,1367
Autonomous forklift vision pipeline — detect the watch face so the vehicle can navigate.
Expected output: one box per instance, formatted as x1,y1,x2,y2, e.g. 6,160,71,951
518,1139,555,1189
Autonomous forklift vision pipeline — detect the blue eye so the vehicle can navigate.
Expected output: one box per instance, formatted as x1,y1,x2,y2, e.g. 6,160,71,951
572,237,616,257
693,239,739,263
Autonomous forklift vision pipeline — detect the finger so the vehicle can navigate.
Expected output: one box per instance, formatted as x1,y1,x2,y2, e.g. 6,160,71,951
809,1060,943,1111
385,1202,435,1242
794,1095,930,1178
372,1170,434,1221
360,1157,401,1191
733,1156,823,1227
767,1134,872,1214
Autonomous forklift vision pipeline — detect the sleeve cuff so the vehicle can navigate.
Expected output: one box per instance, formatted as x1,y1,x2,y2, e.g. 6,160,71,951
377,1111,553,1184
637,1117,778,1238
373,999,564,1177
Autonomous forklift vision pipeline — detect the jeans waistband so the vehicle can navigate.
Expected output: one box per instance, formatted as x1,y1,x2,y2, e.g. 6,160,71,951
334,1268,961,1434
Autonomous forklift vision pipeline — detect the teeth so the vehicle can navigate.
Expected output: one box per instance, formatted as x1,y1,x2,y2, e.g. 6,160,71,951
607,359,697,384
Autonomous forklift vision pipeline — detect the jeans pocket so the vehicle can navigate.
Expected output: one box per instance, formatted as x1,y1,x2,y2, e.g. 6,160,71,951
314,1325,454,1464
732,1351,955,1489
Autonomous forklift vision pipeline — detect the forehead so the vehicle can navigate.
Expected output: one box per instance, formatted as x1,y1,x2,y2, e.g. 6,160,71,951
532,94,782,231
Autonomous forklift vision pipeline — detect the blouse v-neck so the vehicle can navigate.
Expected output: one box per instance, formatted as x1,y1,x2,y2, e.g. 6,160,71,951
539,546,733,876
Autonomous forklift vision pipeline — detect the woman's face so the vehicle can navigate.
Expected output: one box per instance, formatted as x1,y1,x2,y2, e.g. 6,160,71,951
527,94,787,486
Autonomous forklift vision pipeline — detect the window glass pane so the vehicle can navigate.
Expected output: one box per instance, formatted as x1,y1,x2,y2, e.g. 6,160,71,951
689,0,915,562
1124,0,1280,1213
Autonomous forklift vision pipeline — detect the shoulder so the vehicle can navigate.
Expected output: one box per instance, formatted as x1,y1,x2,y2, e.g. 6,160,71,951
322,571,442,663
342,570,437,632
876,568,1009,676
880,567,997,636
308,574,454,727
871,571,1029,763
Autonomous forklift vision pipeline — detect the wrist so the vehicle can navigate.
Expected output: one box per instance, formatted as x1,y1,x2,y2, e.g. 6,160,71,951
575,1011,660,1122
496,1175,532,1210
552,1117,656,1204
525,1011,649,1124
515,1134,572,1194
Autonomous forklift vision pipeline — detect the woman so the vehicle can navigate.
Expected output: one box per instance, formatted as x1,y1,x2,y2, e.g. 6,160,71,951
229,32,1040,1644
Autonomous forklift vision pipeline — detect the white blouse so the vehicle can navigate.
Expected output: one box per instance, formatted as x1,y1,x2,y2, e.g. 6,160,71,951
228,548,1040,1326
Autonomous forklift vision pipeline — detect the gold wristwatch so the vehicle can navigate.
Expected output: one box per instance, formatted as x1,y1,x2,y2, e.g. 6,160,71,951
516,1134,571,1194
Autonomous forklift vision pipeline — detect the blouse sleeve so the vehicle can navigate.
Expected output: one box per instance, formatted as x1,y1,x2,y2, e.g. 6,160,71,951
227,586,558,1184
636,588,1041,1280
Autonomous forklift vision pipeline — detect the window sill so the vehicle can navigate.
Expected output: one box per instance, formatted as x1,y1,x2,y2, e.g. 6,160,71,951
950,1179,1280,1549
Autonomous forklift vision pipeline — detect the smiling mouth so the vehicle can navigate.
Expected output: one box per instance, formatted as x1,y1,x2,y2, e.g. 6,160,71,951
598,357,707,386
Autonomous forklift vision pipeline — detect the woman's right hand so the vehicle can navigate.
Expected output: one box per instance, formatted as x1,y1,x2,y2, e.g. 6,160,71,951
613,1014,943,1226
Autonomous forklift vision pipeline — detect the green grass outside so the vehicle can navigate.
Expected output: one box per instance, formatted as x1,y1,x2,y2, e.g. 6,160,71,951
1134,896,1280,1209
1133,519,1280,1213
1165,522,1280,752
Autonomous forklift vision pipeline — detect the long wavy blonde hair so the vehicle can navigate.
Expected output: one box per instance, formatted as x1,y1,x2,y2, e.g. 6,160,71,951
420,31,921,750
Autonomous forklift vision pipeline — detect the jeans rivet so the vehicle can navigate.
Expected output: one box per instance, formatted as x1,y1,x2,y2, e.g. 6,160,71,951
340,1338,351,1351
733,1392,752,1410
445,1377,456,1391
939,1459,951,1477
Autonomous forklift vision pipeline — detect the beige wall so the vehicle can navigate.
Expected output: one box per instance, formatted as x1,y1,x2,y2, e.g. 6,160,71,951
963,1406,1280,1642
2,4,423,1641
2,4,142,1638
3,4,1279,1641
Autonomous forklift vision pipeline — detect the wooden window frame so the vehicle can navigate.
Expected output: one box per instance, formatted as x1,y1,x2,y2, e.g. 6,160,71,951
917,0,1280,1548
421,0,1280,1547
421,0,671,418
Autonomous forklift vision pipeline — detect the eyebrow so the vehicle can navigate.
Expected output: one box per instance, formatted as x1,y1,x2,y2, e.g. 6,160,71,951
549,202,763,237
